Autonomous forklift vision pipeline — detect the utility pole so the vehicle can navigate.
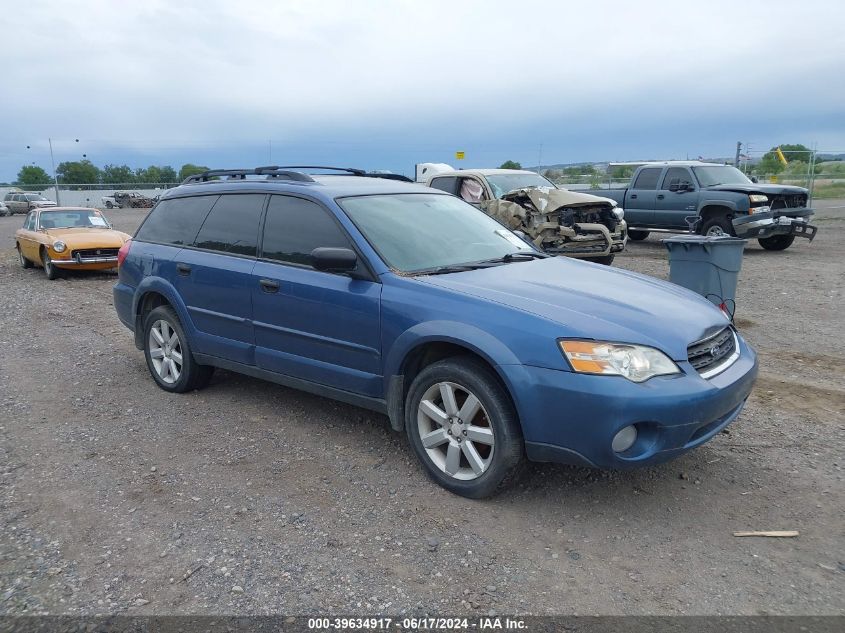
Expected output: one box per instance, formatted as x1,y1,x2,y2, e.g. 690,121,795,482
48,137,61,206
735,141,742,167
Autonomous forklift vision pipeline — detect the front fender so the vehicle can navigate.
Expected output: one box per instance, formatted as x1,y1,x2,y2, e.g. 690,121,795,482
698,199,739,214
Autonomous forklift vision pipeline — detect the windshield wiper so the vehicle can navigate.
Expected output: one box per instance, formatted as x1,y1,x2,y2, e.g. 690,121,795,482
478,251,550,264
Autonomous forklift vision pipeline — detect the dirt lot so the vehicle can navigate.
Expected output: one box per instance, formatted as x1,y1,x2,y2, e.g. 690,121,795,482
1,201,843,617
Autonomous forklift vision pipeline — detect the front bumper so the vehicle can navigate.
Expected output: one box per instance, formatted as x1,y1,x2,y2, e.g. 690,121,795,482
501,334,758,469
733,208,817,241
52,255,119,267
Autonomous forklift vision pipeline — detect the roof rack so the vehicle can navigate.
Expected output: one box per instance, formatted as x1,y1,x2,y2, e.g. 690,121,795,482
181,165,414,185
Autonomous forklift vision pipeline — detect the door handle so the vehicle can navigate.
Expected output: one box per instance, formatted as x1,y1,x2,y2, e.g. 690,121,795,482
176,263,191,276
259,278,280,293
657,194,665,200
630,194,637,199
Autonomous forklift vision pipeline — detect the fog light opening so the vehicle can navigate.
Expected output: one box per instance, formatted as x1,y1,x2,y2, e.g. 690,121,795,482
612,425,638,453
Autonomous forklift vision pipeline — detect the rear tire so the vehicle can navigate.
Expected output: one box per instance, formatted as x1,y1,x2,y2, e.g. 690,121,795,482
142,306,214,393
41,249,60,280
18,244,33,269
583,254,615,265
627,229,649,241
700,216,735,237
758,235,795,251
405,356,523,498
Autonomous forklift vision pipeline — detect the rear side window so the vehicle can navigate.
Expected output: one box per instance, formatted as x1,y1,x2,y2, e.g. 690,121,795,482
632,168,662,190
428,176,459,196
261,195,350,267
135,195,218,245
193,194,266,257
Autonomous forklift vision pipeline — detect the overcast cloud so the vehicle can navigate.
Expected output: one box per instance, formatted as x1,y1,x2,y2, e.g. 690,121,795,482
1,0,843,179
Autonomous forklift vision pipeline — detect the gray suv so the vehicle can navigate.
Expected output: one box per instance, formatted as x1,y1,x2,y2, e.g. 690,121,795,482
4,192,57,215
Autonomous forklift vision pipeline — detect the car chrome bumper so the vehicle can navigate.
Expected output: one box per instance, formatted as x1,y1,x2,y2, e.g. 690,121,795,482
52,255,119,266
733,209,817,241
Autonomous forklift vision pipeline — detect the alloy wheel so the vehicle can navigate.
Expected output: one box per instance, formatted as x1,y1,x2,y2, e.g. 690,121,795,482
148,319,183,384
417,381,495,480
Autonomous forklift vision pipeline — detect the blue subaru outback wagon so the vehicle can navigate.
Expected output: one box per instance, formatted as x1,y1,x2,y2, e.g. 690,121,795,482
114,166,758,498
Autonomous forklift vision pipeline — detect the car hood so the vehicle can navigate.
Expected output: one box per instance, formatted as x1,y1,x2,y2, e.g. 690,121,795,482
44,227,130,248
707,183,808,196
417,257,728,360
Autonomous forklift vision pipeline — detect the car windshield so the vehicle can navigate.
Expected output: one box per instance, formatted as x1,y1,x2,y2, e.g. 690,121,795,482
39,210,110,229
26,194,49,201
338,193,533,273
691,166,752,187
485,173,557,199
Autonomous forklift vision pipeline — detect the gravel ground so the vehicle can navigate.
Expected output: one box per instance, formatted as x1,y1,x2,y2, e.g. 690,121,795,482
1,201,843,616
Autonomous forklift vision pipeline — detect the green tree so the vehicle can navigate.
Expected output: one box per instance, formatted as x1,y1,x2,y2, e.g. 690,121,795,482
178,163,209,181
610,166,634,180
758,144,812,175
499,160,522,170
136,165,177,183
16,165,52,186
100,164,136,184
158,166,177,183
56,159,100,184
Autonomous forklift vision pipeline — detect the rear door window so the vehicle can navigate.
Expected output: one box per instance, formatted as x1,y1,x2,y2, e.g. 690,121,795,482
134,195,218,245
632,168,662,190
428,176,459,196
261,195,351,267
193,194,266,257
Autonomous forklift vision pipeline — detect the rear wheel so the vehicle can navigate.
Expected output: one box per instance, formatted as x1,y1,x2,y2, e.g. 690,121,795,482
41,249,60,280
142,306,214,393
758,235,795,251
405,357,523,498
18,244,33,269
627,229,649,241
700,216,735,237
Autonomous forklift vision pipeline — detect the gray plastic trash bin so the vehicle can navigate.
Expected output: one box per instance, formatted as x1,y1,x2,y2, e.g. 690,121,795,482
662,235,747,310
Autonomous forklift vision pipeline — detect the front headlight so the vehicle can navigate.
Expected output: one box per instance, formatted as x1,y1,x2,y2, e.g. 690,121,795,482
749,194,769,204
612,207,625,221
53,241,67,253
559,340,680,383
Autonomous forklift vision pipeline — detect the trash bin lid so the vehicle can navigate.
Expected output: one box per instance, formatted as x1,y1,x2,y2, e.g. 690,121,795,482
662,235,747,245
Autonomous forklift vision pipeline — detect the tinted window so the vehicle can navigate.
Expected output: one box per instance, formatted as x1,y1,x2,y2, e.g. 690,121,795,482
135,195,218,245
428,176,459,195
261,195,350,267
632,168,661,190
194,194,265,257
661,167,694,190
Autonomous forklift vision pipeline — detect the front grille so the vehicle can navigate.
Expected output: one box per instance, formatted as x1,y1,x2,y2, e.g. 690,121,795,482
72,248,119,259
772,194,807,209
688,327,737,377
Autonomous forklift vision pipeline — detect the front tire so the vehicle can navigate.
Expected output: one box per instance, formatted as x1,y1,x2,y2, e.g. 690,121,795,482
583,254,615,265
758,235,795,251
41,249,60,279
142,306,214,393
627,229,650,241
700,216,735,237
405,357,523,498
18,244,33,269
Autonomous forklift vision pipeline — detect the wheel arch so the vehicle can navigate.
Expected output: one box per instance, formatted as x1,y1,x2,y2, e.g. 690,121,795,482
131,278,193,350
384,323,522,432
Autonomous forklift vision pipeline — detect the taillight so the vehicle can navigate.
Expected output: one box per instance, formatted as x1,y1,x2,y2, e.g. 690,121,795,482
117,239,132,267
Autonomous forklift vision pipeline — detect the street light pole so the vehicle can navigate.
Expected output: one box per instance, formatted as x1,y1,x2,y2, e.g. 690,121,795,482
48,137,61,206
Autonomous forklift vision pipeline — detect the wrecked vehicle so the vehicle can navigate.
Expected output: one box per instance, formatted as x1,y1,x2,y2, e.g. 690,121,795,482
593,161,817,251
113,191,156,209
425,167,627,265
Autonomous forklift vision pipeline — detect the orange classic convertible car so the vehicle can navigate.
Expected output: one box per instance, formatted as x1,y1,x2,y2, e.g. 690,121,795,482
15,207,131,279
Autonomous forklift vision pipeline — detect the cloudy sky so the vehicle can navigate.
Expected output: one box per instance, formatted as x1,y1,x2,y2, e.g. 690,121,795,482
1,0,843,181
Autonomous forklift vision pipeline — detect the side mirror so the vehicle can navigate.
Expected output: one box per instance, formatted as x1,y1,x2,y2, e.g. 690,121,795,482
750,176,759,183
310,247,358,273
668,183,680,192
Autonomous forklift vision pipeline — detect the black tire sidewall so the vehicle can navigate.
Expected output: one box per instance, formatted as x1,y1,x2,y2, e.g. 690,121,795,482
628,230,649,241
758,235,795,251
405,357,523,498
41,250,59,279
142,306,197,393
